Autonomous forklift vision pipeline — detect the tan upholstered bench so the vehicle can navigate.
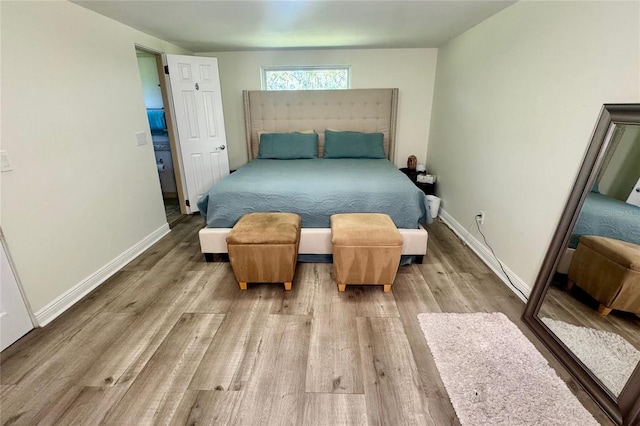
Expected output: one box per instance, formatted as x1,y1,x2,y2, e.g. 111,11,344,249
330,213,403,292
226,212,301,291
568,235,640,316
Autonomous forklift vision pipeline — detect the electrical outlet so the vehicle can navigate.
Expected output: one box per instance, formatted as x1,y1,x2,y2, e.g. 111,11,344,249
476,210,485,225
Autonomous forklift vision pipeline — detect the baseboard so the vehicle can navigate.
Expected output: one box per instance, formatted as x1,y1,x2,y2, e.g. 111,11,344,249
35,223,171,326
438,209,531,303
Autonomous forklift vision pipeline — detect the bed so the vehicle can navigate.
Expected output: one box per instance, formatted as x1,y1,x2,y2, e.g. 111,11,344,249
569,192,640,248
557,191,640,273
197,88,430,261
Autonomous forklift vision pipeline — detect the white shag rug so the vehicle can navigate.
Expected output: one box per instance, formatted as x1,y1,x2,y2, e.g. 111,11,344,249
418,312,598,426
541,317,640,396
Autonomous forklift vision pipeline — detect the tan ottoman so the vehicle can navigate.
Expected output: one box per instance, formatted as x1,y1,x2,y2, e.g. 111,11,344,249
331,213,403,292
568,235,640,316
226,212,301,291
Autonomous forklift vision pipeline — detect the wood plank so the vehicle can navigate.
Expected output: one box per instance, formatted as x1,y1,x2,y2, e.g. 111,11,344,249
103,263,216,314
0,312,134,425
121,219,202,272
271,263,320,316
357,316,431,425
542,286,640,349
305,297,363,394
76,304,182,387
169,389,243,426
425,221,488,274
419,266,485,313
392,267,459,424
189,285,278,391
35,385,129,426
302,393,367,426
77,271,212,387
353,285,400,318
185,263,240,314
307,263,342,318
104,313,224,424
0,271,144,385
304,263,363,394
231,315,311,426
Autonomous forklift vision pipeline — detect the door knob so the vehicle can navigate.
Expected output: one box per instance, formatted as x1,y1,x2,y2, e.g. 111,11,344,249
218,145,226,150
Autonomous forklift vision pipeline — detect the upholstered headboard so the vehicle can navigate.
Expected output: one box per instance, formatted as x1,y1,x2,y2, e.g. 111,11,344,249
243,89,398,161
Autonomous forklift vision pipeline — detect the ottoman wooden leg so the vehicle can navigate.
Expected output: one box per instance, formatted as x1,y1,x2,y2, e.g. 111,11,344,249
239,282,247,290
338,283,346,292
567,280,575,290
384,284,392,293
284,282,292,291
597,304,612,316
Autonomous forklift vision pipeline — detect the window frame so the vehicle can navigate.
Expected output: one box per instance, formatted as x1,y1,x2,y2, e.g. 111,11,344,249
261,65,351,91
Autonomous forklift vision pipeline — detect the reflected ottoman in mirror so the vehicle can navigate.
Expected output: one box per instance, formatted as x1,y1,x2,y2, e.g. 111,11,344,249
569,235,640,316
524,105,640,426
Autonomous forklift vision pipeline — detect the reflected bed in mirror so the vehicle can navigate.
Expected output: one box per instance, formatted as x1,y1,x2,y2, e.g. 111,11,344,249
524,106,640,426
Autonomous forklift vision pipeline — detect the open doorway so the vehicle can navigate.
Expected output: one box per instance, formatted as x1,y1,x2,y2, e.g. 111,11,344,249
135,47,185,226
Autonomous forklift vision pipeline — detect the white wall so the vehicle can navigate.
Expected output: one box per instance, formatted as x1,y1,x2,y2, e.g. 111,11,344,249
427,1,640,291
1,1,191,316
599,127,640,201
198,49,438,170
136,55,164,109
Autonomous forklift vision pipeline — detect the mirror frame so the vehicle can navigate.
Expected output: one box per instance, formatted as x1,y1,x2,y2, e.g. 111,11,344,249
523,104,640,426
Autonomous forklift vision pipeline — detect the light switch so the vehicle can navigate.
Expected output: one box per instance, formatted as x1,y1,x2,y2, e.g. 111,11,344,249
135,132,147,146
1,150,12,172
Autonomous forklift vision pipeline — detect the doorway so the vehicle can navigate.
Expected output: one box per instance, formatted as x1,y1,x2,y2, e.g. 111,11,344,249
135,47,185,226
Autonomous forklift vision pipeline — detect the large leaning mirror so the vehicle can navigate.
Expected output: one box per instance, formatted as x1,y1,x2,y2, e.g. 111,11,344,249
524,104,640,426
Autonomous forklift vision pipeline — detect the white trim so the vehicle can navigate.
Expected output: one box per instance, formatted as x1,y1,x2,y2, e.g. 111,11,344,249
35,223,171,326
439,209,531,303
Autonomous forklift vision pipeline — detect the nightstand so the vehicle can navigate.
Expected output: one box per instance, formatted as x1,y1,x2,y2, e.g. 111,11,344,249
399,168,437,195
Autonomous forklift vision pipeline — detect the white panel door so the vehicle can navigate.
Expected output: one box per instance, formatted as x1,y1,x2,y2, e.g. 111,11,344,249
1,237,33,351
626,176,640,207
165,55,230,213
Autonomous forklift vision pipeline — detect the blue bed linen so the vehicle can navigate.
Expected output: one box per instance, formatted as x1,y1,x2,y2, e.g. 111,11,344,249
197,158,429,229
569,192,640,248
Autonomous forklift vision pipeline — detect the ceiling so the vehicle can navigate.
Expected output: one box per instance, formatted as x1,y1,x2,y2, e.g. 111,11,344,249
73,1,516,52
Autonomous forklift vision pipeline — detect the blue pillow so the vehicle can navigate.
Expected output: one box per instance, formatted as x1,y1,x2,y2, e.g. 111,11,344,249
258,132,318,159
324,130,385,159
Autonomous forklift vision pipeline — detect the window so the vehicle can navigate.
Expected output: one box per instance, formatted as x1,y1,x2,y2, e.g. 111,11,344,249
262,66,350,91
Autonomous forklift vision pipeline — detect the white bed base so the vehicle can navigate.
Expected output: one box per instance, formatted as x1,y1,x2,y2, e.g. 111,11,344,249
557,247,575,274
199,225,429,261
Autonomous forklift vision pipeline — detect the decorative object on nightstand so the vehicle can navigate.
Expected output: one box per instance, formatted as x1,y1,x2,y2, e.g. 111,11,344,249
407,155,417,170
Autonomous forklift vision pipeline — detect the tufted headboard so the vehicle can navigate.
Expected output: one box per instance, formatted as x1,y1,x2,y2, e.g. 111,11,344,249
243,89,398,161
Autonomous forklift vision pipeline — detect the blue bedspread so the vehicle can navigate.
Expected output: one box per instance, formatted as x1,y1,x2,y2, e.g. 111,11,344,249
570,192,640,248
197,158,429,229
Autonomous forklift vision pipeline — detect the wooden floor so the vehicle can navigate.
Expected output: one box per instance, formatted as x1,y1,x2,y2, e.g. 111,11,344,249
0,216,613,425
164,198,185,228
541,283,640,351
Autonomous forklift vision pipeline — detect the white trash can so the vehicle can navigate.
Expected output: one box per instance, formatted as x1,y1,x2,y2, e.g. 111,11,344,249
426,195,441,219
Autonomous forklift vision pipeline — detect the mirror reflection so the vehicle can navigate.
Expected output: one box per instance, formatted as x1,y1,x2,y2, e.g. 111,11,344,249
537,124,640,397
